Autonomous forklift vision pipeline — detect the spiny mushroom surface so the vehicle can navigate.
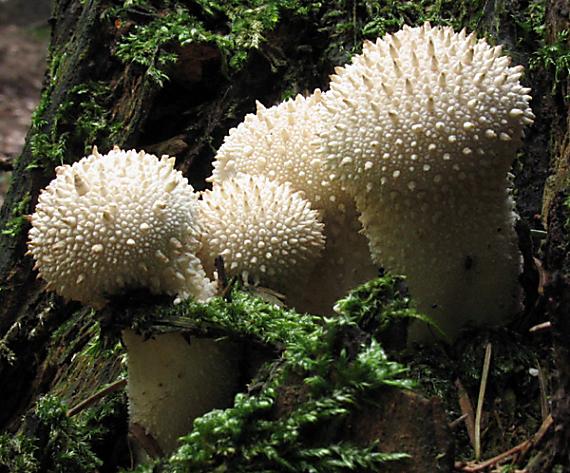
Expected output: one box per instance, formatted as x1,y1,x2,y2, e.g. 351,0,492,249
210,92,349,215
320,23,534,194
198,174,325,294
318,23,534,339
209,92,378,314
28,146,215,307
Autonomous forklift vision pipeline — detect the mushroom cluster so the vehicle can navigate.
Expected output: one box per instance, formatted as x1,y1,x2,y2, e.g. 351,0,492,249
209,93,378,314
27,21,535,459
210,93,347,214
318,23,534,339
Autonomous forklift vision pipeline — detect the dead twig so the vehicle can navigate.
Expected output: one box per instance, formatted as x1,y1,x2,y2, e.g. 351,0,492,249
454,415,554,472
130,422,163,459
67,378,127,417
536,363,549,421
449,413,469,430
455,378,476,448
529,321,551,332
475,343,492,459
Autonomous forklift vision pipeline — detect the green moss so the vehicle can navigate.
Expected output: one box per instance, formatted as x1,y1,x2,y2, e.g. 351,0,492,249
530,29,570,92
121,276,414,472
25,46,122,170
112,1,319,85
0,433,38,473
334,274,444,339
0,395,103,473
114,5,224,86
46,308,126,408
110,0,504,92
0,193,31,238
28,80,122,169
0,275,418,472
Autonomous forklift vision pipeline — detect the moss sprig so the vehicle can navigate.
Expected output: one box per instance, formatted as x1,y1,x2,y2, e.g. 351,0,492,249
0,395,104,473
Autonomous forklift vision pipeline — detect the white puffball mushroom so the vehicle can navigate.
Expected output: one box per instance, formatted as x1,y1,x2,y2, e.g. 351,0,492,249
209,93,378,314
210,92,348,215
27,147,238,458
320,23,534,340
28,146,215,306
198,174,325,295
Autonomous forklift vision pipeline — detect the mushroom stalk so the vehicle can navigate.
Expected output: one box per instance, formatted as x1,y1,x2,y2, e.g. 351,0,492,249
289,202,378,315
356,180,521,340
123,330,239,455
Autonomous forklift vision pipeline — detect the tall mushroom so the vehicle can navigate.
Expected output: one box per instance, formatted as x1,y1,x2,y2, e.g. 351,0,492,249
28,146,237,455
210,94,378,314
319,23,534,340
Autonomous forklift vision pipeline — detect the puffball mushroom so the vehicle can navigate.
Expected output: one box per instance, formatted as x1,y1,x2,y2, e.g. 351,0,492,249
198,174,325,297
28,147,237,456
209,94,378,314
320,23,534,340
28,146,215,306
210,93,346,213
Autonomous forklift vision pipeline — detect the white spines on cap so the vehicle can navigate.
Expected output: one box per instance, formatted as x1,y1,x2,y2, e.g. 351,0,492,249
28,146,215,307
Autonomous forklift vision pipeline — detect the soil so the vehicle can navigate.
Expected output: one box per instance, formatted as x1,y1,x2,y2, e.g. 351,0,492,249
0,24,48,204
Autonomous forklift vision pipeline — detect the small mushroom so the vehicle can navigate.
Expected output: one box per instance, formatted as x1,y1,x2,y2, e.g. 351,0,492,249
198,174,325,300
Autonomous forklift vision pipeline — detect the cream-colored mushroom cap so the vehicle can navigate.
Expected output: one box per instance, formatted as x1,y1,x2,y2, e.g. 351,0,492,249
210,93,349,214
320,23,534,194
28,146,214,307
198,174,325,290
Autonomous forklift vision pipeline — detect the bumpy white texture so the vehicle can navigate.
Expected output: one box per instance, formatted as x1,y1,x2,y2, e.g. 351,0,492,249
123,330,238,454
319,24,534,340
28,147,215,307
210,92,349,214
209,92,378,314
198,174,325,294
321,23,534,193
357,183,522,340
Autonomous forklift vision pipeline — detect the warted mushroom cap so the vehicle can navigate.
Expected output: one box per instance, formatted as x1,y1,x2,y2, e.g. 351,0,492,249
320,23,534,196
210,93,349,214
210,92,378,315
316,24,534,339
28,147,214,307
198,174,325,291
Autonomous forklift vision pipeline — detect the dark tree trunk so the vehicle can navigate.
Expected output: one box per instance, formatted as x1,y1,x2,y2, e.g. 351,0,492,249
0,0,567,471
